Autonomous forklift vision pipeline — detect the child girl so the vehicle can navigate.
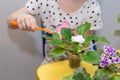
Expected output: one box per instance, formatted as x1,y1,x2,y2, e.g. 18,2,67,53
7,0,103,64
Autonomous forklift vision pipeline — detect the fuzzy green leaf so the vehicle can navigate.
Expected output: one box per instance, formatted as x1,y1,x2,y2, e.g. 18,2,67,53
42,34,52,40
85,35,110,44
61,28,74,42
112,75,120,80
76,23,91,35
92,69,112,80
52,32,60,40
73,67,91,80
49,32,64,46
49,40,64,46
96,37,110,44
85,35,98,43
49,48,65,58
80,51,100,64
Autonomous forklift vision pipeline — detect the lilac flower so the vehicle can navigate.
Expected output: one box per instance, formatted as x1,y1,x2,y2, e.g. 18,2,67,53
100,60,109,67
104,46,116,57
112,56,120,64
101,54,107,60
99,46,120,67
100,54,111,67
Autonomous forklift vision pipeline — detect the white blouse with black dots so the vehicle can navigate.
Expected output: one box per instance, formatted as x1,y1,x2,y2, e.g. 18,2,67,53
25,0,103,64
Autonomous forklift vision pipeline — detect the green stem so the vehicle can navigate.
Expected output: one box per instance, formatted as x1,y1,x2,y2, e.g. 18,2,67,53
78,42,100,52
59,45,73,52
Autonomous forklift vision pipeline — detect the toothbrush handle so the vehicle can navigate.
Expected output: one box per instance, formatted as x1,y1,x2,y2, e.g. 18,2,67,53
9,21,52,34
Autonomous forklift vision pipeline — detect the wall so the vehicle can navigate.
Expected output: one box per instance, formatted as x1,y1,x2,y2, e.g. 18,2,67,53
97,0,120,49
0,0,43,80
1,0,120,80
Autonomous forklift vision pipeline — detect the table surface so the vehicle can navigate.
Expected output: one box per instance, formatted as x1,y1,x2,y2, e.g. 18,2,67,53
36,60,98,80
36,50,120,80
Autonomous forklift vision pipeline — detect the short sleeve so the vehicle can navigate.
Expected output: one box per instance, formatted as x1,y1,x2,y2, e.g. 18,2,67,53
84,0,103,30
25,0,45,16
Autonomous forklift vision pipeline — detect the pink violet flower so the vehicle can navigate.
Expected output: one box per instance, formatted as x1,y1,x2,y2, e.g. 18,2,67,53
56,21,78,36
72,29,78,36
56,21,70,33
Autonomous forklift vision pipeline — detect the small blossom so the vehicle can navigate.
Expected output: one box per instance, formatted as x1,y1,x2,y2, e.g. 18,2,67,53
100,46,120,67
100,57,111,67
56,21,70,32
71,35,85,43
101,53,107,60
112,56,120,64
72,29,78,36
110,59,115,64
104,46,116,57
115,58,120,64
100,60,109,67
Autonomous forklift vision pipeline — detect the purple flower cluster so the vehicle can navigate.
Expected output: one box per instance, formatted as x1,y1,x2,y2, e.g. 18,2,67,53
100,46,120,67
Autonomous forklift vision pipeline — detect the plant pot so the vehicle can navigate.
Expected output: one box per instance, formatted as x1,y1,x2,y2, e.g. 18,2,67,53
68,53,81,69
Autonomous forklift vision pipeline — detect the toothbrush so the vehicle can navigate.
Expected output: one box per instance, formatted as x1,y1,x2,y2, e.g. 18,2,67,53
9,21,52,34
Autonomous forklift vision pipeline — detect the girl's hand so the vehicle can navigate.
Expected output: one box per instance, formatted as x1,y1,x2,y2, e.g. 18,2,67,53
8,7,37,32
16,13,37,32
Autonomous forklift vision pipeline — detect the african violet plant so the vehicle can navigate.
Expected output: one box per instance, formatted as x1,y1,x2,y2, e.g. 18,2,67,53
43,21,109,64
63,46,120,80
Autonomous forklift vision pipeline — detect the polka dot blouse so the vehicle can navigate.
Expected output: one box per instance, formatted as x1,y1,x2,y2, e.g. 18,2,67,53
25,0,103,32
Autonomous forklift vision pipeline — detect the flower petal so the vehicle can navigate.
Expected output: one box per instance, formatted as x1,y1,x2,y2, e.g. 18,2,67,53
56,21,70,32
72,29,78,36
71,35,85,43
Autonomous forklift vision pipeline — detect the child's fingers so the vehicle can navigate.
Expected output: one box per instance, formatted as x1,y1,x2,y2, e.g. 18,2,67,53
21,18,27,30
15,14,37,32
29,17,37,32
17,18,23,30
17,17,27,30
25,17,31,31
